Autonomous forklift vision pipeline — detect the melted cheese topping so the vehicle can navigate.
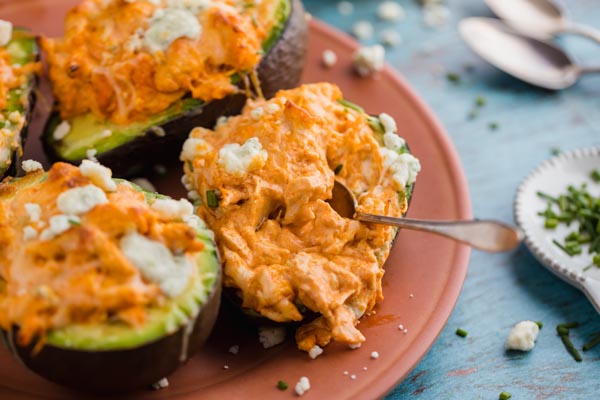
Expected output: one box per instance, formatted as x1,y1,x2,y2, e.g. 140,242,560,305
184,83,414,350
0,163,205,348
40,0,281,125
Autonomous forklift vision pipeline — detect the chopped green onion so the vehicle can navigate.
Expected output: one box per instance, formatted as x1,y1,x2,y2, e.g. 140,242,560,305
367,116,384,133
337,99,364,113
559,334,582,362
545,218,558,229
582,333,600,351
558,322,580,329
535,321,543,329
556,325,570,336
591,169,600,183
475,95,486,107
68,219,81,226
446,72,461,84
488,121,499,131
499,391,512,400
334,164,343,175
551,147,561,156
277,380,288,390
455,328,468,338
206,190,220,209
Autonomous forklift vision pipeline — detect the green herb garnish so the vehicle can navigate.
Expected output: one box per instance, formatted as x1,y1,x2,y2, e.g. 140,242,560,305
337,99,364,113
446,72,460,84
276,380,288,391
538,177,600,266
535,321,543,329
582,332,600,351
551,147,561,156
475,95,486,107
591,169,600,183
499,392,512,400
488,121,499,131
68,219,81,226
556,322,582,362
455,328,468,338
334,164,343,175
206,190,220,209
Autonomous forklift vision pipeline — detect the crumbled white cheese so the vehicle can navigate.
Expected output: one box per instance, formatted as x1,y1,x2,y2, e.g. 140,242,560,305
86,148,98,161
351,21,374,41
308,345,323,359
228,345,240,355
23,225,37,241
0,147,10,165
505,321,539,351
132,178,157,193
348,342,361,349
8,111,21,123
120,231,192,298
53,120,71,141
183,214,214,239
423,4,450,28
25,203,42,222
258,326,286,348
218,137,268,177
57,185,108,215
337,1,353,15
180,137,212,161
149,126,166,137
214,115,230,128
377,1,405,21
151,377,169,390
379,113,397,133
350,374,357,380
353,45,385,77
294,377,311,396
380,148,421,189
39,215,77,241
144,8,201,53
383,132,405,151
167,0,211,14
151,198,194,220
79,160,117,192
380,29,402,47
188,190,201,201
265,103,280,114
0,20,12,47
21,160,43,173
250,107,264,120
322,49,338,68
370,351,379,359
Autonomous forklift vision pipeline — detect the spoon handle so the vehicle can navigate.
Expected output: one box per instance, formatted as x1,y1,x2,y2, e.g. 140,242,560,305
355,213,522,252
563,23,600,45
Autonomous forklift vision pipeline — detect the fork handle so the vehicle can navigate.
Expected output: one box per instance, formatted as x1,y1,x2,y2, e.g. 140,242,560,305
356,213,522,253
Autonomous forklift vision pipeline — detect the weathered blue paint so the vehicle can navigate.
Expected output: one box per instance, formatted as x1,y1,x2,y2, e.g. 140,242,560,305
304,1,600,398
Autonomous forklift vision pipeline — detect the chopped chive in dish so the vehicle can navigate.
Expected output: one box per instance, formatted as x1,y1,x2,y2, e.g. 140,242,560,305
499,391,512,400
277,380,288,390
538,176,600,268
535,321,543,329
582,332,600,351
446,72,460,84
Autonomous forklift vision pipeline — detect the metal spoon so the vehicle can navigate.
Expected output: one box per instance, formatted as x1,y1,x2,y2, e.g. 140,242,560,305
459,18,600,90
485,0,600,43
329,181,522,253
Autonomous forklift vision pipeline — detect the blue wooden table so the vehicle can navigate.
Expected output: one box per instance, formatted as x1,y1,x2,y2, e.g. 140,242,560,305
303,1,600,398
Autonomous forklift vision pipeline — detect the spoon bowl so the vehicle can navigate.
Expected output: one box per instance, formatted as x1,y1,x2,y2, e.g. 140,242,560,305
459,18,600,90
329,181,522,253
485,0,600,43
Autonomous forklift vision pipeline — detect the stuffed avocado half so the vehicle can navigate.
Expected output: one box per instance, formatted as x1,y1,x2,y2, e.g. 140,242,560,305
42,0,308,177
0,161,221,392
180,83,420,353
0,25,38,179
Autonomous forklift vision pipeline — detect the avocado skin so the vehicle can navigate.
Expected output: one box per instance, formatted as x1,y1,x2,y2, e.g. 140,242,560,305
42,0,308,178
1,270,222,393
1,30,39,180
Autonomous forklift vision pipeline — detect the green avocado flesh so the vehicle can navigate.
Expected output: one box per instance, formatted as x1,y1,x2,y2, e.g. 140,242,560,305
0,29,37,172
46,0,291,162
5,174,219,351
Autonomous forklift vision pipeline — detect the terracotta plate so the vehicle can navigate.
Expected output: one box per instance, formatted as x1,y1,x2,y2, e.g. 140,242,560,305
0,1,472,399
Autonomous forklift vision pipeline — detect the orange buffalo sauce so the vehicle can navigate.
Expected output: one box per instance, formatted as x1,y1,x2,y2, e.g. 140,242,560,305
41,0,279,125
183,83,410,351
0,163,203,348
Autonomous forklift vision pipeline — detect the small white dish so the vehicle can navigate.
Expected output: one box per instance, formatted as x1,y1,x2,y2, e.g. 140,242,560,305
514,147,600,313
